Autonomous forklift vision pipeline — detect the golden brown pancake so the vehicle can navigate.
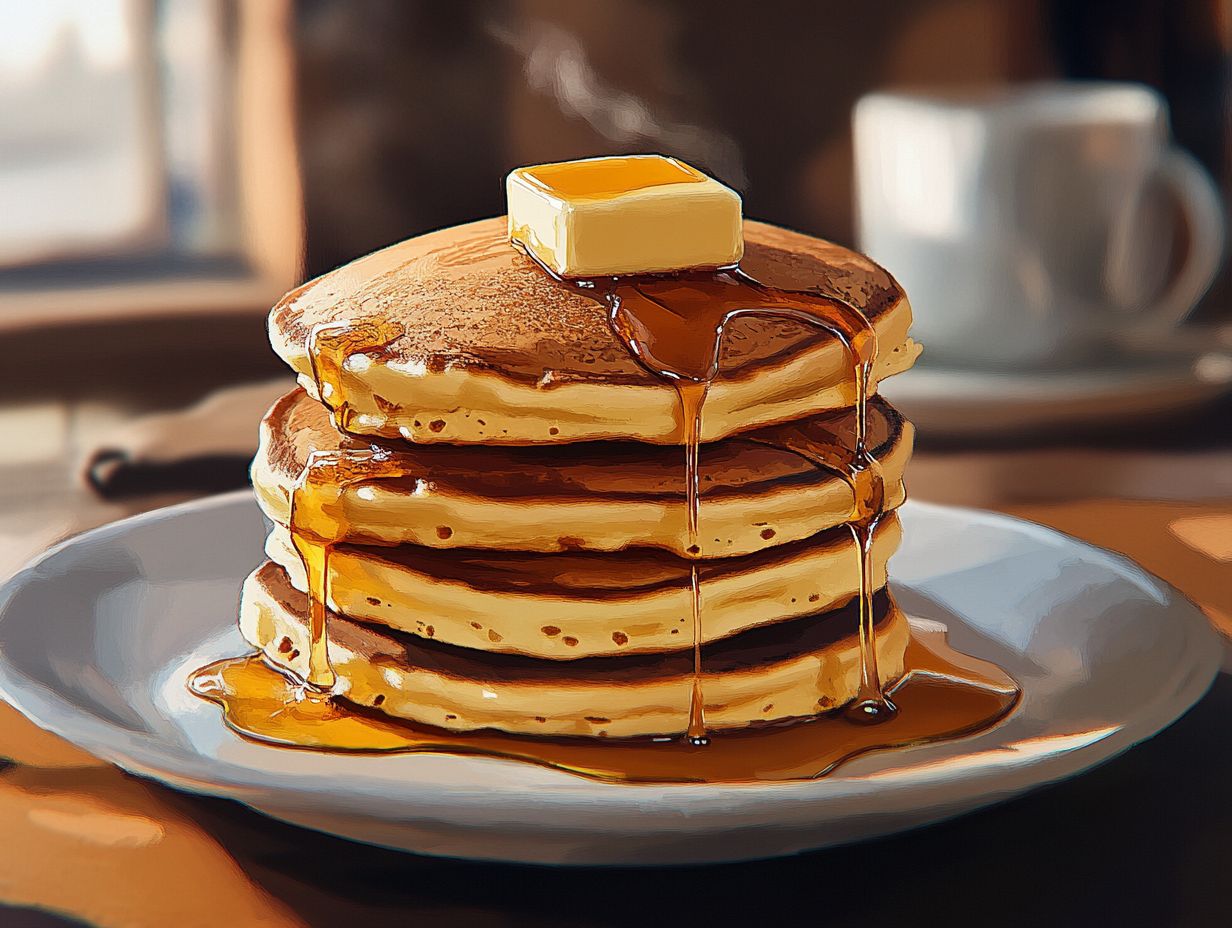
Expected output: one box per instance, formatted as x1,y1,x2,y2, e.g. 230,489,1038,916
242,563,910,738
253,387,913,557
263,515,901,659
269,217,920,444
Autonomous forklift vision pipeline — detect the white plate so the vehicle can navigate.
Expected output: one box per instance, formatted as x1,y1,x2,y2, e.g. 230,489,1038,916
880,350,1232,438
0,492,1219,866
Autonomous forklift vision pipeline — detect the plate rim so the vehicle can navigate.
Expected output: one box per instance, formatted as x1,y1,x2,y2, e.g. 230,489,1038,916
0,491,1221,824
879,350,1232,436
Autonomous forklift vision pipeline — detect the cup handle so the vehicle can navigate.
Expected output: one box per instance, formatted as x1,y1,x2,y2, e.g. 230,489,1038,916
1147,147,1226,325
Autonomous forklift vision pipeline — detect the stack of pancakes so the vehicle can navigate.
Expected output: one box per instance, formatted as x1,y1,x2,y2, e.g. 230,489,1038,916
245,217,920,739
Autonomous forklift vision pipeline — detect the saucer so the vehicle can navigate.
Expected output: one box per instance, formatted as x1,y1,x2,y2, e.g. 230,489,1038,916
0,492,1219,865
880,349,1232,438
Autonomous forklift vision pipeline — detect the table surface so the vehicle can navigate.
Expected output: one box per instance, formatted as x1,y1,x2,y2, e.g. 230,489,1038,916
0,370,1229,928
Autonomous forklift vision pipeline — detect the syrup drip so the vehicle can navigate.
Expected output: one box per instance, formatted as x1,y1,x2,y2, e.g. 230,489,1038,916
754,419,893,723
679,381,709,746
562,265,897,735
286,320,411,691
305,318,407,434
187,625,1019,783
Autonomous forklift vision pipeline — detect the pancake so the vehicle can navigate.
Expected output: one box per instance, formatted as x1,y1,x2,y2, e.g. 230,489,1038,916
241,563,910,738
269,217,921,444
253,387,913,558
264,514,901,659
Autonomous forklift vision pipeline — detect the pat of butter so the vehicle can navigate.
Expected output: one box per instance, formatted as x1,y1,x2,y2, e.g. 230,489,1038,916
507,155,743,278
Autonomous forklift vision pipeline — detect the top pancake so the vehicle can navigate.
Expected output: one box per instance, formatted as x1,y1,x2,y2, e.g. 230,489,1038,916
269,217,920,444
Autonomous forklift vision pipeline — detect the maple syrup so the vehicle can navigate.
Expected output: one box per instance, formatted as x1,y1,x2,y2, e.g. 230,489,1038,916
188,239,1022,782
564,264,898,733
188,626,1017,783
679,381,710,745
285,320,410,689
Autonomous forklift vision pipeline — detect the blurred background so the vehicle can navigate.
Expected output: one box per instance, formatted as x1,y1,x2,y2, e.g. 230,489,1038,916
1,0,1229,586
1,4,1230,923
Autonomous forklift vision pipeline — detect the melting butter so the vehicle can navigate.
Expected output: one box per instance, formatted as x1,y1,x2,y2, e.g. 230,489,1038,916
506,154,743,277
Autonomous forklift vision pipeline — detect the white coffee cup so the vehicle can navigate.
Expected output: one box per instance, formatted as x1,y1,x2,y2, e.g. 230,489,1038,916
854,82,1225,369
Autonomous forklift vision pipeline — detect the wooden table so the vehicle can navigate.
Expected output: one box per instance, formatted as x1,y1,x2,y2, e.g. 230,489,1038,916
0,386,1228,926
